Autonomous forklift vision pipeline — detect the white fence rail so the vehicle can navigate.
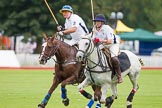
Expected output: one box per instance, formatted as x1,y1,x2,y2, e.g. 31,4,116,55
139,56,162,67
16,54,54,67
16,54,162,67
0,50,162,68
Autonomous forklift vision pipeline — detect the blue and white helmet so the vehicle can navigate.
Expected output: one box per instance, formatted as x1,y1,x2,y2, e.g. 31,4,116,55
59,5,73,13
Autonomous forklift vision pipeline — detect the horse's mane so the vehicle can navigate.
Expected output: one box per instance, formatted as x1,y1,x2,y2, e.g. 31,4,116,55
56,38,70,46
82,33,92,39
54,37,77,54
54,37,72,47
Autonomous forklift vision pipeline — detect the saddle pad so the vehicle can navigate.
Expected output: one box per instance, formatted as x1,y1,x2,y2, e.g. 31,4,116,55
118,52,131,72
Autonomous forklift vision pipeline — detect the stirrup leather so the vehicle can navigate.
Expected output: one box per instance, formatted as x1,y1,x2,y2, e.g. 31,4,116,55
102,48,112,69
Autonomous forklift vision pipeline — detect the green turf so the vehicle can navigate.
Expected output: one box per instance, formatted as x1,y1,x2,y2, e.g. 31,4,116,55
0,69,162,108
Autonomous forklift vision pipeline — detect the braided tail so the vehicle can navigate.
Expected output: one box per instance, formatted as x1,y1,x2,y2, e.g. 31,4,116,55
139,58,144,66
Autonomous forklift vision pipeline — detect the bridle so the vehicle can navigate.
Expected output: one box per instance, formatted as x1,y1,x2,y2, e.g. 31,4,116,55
78,38,111,73
40,38,78,66
39,41,60,61
78,38,94,58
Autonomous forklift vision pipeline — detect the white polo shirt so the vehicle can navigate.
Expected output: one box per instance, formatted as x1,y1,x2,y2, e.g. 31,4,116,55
64,14,89,45
92,25,119,44
92,24,120,57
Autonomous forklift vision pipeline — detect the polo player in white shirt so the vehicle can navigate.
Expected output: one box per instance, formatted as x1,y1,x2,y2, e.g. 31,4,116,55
57,5,89,46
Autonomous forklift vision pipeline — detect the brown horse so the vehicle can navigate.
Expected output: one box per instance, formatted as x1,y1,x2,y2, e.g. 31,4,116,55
37,34,88,108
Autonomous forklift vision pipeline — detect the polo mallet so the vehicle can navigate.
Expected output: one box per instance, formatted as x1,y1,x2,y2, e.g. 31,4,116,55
44,0,59,25
91,0,94,26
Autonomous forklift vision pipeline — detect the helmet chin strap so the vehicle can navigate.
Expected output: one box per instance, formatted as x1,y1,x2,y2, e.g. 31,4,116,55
67,13,72,19
95,23,103,31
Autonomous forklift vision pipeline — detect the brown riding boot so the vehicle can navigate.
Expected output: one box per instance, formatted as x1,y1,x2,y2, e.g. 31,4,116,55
111,57,123,83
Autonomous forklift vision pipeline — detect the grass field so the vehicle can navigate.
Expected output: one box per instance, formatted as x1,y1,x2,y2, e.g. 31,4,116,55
0,68,162,108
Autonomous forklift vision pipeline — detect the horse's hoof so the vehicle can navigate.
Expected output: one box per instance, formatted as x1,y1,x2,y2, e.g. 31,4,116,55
38,103,45,108
127,104,132,108
105,96,114,108
62,98,69,106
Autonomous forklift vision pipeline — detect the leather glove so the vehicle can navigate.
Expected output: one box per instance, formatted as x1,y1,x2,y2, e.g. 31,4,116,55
94,38,100,43
57,25,65,31
57,31,64,36
94,38,104,49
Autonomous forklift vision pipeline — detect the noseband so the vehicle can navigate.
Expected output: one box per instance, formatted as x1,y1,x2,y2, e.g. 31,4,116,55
78,38,94,58
78,38,111,73
40,41,60,60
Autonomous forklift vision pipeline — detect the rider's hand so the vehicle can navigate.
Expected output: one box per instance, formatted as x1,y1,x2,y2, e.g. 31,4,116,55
57,25,65,31
101,39,107,43
57,25,62,31
94,38,100,43
57,31,64,36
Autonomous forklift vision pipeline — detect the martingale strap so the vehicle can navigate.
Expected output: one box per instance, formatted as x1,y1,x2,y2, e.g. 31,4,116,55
86,47,111,73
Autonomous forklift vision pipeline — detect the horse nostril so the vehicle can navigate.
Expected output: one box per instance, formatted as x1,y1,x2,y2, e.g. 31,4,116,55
78,56,83,62
39,58,47,64
39,59,43,62
39,59,43,63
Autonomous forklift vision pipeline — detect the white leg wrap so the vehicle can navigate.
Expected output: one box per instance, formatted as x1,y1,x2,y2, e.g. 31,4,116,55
126,101,132,106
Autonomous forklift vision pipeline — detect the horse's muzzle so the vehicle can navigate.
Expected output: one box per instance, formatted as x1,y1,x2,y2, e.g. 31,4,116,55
76,53,84,62
39,58,47,65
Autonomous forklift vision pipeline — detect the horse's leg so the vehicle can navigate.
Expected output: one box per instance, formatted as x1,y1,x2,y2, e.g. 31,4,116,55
86,100,102,108
79,85,98,100
60,86,69,106
100,84,109,104
95,101,101,108
78,78,91,97
86,99,95,108
85,86,102,108
100,84,116,108
105,96,114,108
105,83,117,108
126,72,140,108
78,78,96,107
60,75,77,106
111,83,118,99
93,87,102,108
85,85,102,108
79,89,93,99
38,77,60,108
93,86,102,101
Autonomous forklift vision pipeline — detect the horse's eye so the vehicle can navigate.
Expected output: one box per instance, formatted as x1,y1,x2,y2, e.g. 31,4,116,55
85,42,89,46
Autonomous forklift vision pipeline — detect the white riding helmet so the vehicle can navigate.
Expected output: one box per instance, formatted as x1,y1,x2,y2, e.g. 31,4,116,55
59,5,73,13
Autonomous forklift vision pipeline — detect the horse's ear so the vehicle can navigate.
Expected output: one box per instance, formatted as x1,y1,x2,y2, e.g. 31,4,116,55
51,36,55,42
85,33,92,39
51,33,57,42
42,33,48,40
52,33,56,38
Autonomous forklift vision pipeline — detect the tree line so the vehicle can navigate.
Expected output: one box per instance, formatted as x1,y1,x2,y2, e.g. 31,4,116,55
0,0,162,52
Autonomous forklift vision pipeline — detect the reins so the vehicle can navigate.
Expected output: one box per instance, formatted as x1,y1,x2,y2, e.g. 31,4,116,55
50,40,78,66
49,42,60,58
79,38,111,73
